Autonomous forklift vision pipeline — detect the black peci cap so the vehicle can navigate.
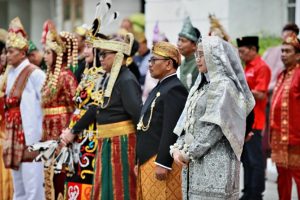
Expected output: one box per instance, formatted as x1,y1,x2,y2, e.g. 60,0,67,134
236,36,259,49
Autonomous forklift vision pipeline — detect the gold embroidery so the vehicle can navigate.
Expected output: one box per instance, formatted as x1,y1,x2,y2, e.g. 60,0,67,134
80,120,135,138
80,169,94,179
43,106,73,116
137,92,160,131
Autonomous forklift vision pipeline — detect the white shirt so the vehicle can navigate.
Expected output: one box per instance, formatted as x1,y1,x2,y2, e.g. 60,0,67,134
6,59,46,145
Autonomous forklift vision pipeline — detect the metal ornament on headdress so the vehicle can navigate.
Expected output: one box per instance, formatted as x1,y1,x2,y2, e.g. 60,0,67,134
6,17,28,49
178,16,198,42
45,28,65,54
60,31,79,72
283,32,300,50
93,33,134,56
43,28,79,98
41,20,55,45
74,26,88,37
208,14,230,42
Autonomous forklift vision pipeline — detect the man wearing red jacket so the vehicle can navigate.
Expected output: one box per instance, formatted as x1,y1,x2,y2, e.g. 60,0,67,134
270,33,300,200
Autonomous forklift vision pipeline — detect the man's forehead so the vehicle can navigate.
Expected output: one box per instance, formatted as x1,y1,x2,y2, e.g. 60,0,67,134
281,44,295,50
238,46,248,50
7,47,20,52
178,36,191,42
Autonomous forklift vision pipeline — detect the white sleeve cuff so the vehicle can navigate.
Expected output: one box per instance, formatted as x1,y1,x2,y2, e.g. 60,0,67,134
154,162,172,170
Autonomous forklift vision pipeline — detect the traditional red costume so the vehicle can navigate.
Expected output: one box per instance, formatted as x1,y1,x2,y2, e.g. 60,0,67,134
270,34,300,200
41,28,78,200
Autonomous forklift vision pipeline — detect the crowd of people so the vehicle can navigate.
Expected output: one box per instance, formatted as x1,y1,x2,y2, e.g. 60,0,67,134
0,2,299,200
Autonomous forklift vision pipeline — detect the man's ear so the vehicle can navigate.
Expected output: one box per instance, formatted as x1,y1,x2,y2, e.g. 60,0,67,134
20,50,27,59
166,59,173,70
250,46,256,52
191,42,197,52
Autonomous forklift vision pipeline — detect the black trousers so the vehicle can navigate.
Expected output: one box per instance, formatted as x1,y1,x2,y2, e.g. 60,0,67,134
240,129,265,200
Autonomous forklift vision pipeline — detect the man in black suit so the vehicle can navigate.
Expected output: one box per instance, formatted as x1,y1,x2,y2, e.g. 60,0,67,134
136,41,188,200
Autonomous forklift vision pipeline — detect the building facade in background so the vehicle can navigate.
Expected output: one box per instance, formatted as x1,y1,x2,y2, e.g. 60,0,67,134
0,0,142,49
0,0,299,49
145,0,299,45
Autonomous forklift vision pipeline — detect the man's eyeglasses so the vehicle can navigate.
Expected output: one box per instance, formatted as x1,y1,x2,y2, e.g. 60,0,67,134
148,57,169,65
98,51,116,59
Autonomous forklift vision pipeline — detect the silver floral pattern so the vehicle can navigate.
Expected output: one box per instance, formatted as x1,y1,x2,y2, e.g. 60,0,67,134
172,36,255,200
179,88,240,199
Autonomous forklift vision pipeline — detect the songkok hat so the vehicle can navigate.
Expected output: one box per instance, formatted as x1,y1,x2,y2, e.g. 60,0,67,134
236,36,259,50
283,32,300,51
178,17,199,42
6,17,28,50
0,29,8,43
152,41,181,66
28,40,38,54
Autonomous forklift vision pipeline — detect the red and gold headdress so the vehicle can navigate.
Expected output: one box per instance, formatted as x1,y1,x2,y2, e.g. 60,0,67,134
43,26,78,97
45,25,78,70
6,17,28,50
41,20,55,45
283,32,300,51
46,27,65,55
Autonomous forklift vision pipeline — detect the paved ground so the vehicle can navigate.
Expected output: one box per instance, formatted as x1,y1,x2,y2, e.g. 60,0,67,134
240,159,298,199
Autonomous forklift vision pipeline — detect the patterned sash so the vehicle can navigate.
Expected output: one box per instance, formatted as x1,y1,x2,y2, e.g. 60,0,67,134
2,64,37,169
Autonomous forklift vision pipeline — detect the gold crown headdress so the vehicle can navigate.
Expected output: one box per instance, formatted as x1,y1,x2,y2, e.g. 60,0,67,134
43,26,78,98
45,25,78,70
208,14,230,42
46,27,65,54
6,17,28,49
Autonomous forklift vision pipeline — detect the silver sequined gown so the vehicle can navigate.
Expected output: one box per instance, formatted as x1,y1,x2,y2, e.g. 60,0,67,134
178,83,240,200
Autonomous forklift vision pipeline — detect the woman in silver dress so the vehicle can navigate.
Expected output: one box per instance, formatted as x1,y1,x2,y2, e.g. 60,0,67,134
171,36,255,200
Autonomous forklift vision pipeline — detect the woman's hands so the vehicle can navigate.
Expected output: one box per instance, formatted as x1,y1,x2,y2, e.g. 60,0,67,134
173,149,190,167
